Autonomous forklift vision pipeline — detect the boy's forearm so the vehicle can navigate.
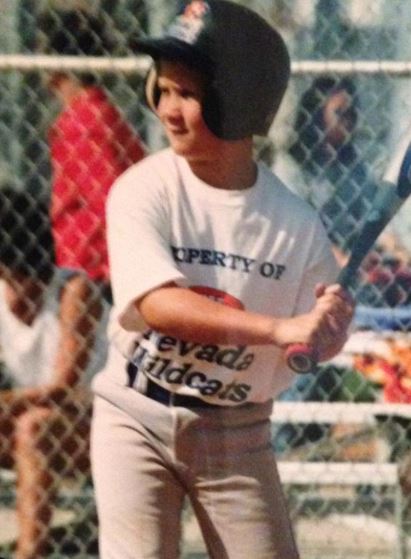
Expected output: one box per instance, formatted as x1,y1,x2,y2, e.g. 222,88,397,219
129,283,353,361
135,286,277,346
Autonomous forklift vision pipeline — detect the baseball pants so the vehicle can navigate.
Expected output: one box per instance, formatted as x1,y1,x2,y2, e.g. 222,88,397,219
91,391,299,559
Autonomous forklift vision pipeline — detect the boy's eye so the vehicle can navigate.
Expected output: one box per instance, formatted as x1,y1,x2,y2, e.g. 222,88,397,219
158,85,170,96
180,88,196,99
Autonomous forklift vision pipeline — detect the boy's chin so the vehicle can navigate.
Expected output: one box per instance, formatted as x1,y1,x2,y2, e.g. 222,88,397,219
169,142,197,158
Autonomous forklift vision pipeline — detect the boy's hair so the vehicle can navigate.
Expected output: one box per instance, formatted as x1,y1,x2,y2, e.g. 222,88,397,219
131,0,290,141
0,189,55,281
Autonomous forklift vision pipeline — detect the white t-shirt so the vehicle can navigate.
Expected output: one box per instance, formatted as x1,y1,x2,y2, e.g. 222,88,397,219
0,270,109,388
94,148,338,406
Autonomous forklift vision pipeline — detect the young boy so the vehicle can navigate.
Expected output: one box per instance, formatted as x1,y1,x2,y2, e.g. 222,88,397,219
91,2,354,558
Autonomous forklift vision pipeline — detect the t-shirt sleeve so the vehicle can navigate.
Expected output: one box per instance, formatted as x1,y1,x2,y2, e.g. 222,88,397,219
292,217,340,317
107,162,188,329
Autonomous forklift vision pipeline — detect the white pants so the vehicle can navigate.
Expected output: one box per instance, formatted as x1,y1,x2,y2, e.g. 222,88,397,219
91,393,299,559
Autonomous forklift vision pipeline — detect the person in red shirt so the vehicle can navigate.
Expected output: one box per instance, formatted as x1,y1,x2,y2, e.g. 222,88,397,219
40,10,146,297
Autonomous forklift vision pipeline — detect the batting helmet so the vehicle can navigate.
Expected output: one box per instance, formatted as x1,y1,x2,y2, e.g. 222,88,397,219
132,0,290,140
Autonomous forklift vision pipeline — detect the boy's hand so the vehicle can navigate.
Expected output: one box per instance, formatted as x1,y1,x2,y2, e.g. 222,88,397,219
310,282,355,360
273,282,355,366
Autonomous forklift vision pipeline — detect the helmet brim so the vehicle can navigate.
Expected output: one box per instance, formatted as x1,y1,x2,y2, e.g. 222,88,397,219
132,37,212,72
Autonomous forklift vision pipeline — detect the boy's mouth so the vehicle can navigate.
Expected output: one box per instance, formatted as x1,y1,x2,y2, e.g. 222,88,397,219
167,126,187,136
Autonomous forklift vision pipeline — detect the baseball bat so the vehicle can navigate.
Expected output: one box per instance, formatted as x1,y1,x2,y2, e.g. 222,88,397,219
286,137,411,374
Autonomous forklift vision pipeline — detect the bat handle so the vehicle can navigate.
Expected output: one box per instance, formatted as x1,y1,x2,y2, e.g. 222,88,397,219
285,343,319,374
285,273,351,374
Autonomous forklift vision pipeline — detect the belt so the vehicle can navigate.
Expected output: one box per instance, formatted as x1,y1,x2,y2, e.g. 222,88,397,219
127,363,220,409
146,378,221,408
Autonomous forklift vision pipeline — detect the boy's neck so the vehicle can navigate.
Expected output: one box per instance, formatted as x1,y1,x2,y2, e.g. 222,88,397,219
187,139,257,190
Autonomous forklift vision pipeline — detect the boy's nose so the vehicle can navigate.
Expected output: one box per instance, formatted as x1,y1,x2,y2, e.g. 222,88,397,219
159,94,181,120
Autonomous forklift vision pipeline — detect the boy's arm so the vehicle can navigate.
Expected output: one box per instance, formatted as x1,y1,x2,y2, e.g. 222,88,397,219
128,281,354,363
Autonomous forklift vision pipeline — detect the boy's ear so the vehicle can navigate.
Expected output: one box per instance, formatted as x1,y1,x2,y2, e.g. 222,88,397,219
145,66,160,112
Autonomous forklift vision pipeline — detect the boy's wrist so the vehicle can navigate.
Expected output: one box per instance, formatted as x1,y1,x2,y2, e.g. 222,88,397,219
266,316,286,348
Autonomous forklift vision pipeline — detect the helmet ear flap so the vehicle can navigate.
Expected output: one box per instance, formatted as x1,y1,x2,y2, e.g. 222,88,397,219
145,65,160,112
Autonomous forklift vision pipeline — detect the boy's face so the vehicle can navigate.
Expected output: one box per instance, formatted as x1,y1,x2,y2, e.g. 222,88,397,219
156,60,223,161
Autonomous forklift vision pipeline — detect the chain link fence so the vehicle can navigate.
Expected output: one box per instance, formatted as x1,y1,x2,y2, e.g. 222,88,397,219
0,1,411,558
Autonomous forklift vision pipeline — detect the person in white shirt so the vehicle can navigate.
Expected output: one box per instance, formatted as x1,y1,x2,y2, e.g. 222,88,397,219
0,188,109,559
91,2,354,558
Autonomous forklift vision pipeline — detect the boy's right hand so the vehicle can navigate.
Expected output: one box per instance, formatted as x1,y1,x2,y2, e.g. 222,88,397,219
273,282,355,364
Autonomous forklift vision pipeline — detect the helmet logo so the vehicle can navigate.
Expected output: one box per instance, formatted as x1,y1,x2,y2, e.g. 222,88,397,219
168,1,210,45
184,1,210,19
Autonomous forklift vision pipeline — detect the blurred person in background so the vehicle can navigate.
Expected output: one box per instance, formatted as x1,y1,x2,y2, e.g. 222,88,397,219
275,74,411,306
275,75,377,256
0,189,109,559
272,75,411,453
38,9,146,303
